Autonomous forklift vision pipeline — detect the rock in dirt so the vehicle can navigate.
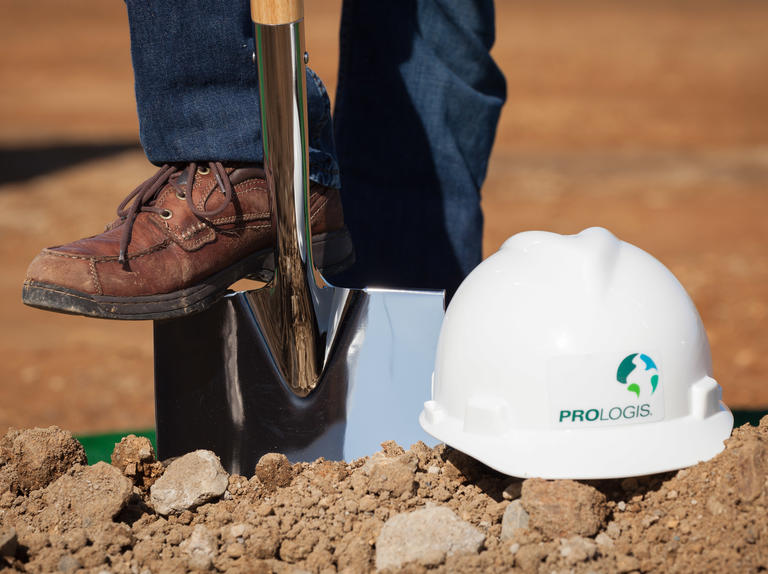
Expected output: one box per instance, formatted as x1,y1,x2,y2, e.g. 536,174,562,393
0,426,86,494
559,535,598,564
501,499,530,539
375,506,485,571
180,524,218,571
150,450,228,515
595,532,614,548
57,554,81,573
110,434,164,490
41,462,132,526
728,436,768,502
502,481,523,500
521,478,608,538
254,452,294,491
616,553,641,572
367,455,417,498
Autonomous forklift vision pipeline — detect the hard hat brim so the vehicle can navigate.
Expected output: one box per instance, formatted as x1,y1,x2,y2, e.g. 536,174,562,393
419,405,733,479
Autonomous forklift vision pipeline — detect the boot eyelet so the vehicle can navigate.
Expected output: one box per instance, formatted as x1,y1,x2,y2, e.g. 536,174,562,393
197,166,210,175
175,190,186,200
160,209,173,220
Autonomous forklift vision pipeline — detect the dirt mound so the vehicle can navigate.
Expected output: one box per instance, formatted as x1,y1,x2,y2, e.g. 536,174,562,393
1,420,767,573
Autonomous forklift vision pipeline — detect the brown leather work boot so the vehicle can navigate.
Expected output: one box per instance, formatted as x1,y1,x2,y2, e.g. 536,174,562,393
22,162,354,320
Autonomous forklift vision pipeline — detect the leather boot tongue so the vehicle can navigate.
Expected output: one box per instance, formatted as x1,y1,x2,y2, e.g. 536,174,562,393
229,166,266,185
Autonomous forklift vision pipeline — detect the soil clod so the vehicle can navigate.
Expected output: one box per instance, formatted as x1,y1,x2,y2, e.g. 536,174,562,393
111,434,164,491
0,426,86,495
254,453,294,491
521,478,608,538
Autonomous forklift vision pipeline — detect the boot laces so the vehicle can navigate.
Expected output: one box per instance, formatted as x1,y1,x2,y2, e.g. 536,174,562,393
116,162,234,263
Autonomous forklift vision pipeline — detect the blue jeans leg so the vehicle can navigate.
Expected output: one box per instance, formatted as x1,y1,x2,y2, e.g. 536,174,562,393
333,0,506,298
127,1,505,296
125,0,340,189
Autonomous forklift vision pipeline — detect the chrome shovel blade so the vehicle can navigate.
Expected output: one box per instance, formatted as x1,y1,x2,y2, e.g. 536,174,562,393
152,5,445,475
153,286,442,474
340,288,443,459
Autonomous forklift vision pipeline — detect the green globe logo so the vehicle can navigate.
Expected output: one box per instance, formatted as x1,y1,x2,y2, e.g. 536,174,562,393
617,354,659,398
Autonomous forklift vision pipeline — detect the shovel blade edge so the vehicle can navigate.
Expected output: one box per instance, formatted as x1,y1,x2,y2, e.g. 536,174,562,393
153,287,443,474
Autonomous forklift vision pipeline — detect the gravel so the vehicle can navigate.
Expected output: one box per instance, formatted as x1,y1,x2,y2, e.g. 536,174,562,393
500,499,530,539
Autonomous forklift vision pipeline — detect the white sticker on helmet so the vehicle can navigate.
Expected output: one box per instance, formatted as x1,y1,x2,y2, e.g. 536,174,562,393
547,351,666,428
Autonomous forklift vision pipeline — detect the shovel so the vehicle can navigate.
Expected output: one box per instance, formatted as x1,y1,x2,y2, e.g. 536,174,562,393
152,0,445,474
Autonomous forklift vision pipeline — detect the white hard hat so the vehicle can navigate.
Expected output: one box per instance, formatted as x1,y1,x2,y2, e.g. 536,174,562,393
420,227,733,479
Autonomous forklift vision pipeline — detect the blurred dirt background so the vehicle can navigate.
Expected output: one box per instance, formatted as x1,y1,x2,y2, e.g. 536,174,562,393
0,0,766,434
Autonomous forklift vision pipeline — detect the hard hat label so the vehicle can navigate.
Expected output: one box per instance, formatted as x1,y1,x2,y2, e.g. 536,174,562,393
547,352,665,428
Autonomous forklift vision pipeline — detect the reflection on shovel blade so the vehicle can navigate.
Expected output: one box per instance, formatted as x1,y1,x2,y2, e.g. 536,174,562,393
153,286,443,475
153,10,445,475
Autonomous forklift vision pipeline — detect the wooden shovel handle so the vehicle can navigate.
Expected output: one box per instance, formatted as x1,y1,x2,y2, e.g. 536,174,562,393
251,0,304,26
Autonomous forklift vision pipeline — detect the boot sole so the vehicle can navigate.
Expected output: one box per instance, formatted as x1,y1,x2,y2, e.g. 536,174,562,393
22,229,355,321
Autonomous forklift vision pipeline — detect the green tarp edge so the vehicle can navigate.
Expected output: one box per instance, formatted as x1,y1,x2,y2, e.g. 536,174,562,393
76,429,156,465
